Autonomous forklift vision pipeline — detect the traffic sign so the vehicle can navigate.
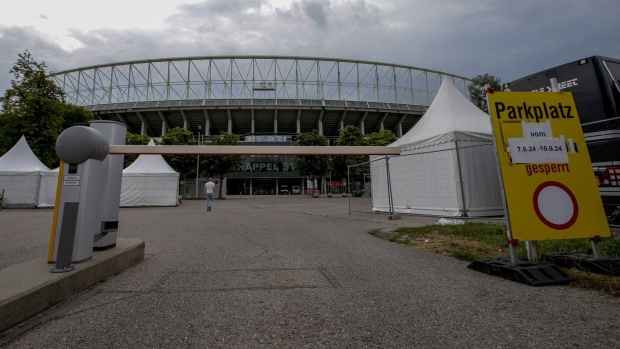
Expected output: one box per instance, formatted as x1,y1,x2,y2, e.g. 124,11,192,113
488,92,610,240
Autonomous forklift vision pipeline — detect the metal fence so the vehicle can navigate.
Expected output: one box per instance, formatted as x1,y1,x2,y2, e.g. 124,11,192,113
582,117,620,222
347,142,503,218
348,137,620,227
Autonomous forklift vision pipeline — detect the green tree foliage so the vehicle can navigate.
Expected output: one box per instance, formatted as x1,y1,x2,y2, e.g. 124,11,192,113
124,132,152,168
331,125,367,181
0,51,93,168
468,74,502,113
330,127,397,190
336,125,365,146
61,104,95,130
293,130,330,192
366,129,397,146
201,132,245,199
159,127,197,180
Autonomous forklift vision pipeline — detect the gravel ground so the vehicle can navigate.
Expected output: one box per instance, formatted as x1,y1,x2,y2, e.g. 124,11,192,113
1,196,618,348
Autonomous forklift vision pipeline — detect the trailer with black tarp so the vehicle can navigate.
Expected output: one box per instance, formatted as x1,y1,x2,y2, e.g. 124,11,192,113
503,56,620,217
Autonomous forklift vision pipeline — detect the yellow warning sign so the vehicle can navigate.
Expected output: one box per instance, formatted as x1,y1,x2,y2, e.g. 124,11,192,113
488,91,610,240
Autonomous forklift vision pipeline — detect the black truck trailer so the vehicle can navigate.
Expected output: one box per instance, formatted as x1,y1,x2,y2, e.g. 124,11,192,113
503,56,620,219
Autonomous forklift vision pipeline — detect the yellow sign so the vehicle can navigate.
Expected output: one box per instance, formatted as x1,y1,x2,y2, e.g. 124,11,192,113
488,91,610,240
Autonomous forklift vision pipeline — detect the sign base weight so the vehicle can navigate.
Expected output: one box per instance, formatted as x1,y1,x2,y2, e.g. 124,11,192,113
468,257,574,286
542,252,620,276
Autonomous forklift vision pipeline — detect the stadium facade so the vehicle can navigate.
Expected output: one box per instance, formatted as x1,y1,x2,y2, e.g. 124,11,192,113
50,56,471,197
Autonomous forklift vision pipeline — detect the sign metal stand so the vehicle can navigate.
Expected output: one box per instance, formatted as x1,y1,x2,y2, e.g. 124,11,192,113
467,85,577,285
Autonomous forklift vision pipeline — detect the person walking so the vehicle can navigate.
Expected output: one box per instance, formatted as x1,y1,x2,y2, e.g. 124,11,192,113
205,178,215,211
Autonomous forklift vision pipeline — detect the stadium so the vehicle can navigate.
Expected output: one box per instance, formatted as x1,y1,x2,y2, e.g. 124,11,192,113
50,56,471,197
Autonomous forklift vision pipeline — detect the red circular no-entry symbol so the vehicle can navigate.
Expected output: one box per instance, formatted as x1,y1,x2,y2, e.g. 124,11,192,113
532,181,578,230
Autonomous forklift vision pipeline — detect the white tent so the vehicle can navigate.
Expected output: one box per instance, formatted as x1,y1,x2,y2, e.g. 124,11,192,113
37,167,60,208
0,136,51,208
120,140,180,207
371,79,503,217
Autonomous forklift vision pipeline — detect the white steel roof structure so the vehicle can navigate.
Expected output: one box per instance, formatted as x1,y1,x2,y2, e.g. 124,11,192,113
50,56,471,141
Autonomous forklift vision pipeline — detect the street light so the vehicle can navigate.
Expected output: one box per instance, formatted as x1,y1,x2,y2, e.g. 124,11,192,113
195,125,201,199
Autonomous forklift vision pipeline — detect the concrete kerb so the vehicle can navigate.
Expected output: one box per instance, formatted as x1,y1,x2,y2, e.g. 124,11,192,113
0,238,145,333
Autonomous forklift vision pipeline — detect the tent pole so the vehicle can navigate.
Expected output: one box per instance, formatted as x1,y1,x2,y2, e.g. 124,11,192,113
347,165,351,215
454,141,468,217
385,156,394,215
35,172,43,208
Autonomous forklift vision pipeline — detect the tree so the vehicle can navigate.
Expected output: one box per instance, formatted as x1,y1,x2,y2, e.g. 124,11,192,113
331,125,367,182
330,127,397,193
468,74,502,113
366,129,397,146
61,104,95,130
293,130,330,193
201,132,245,199
124,132,152,168
159,127,197,181
0,51,93,168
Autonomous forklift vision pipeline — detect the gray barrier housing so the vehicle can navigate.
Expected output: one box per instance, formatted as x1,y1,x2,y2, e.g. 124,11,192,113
52,122,126,269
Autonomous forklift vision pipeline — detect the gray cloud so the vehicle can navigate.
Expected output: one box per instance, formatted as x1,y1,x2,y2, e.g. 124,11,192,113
0,25,70,94
1,0,619,101
300,0,330,28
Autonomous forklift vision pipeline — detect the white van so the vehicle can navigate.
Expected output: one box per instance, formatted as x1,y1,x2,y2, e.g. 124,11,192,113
280,185,289,194
291,185,301,194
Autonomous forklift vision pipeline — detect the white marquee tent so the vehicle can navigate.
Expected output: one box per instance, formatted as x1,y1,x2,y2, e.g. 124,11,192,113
120,140,180,207
37,167,60,208
370,79,503,217
0,136,51,208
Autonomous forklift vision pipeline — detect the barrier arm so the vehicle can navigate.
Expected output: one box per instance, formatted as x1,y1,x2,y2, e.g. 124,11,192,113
108,145,402,156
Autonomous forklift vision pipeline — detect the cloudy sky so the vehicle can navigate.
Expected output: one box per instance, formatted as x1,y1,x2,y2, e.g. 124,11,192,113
1,0,619,98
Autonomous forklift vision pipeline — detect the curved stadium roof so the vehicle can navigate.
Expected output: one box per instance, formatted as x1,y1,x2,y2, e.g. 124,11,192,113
50,56,471,140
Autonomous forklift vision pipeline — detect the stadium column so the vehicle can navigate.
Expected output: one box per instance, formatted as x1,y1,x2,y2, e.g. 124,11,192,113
378,112,388,131
137,112,153,136
180,110,189,129
115,113,134,133
227,109,232,133
251,109,255,134
296,110,301,134
158,111,170,136
396,114,407,138
202,110,210,136
274,110,278,134
359,111,368,135
318,109,325,136
339,111,346,130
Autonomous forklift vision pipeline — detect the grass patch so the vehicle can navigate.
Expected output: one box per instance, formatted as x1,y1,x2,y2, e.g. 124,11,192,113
375,222,620,297
389,223,512,260
530,237,620,259
566,269,620,297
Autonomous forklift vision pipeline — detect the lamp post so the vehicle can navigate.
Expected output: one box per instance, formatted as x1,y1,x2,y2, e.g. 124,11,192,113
195,125,201,199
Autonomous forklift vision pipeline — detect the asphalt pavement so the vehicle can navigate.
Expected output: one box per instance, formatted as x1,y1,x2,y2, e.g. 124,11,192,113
1,196,618,348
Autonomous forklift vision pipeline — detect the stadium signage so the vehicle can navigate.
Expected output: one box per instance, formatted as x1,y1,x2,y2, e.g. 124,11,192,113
488,91,609,240
239,162,293,172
